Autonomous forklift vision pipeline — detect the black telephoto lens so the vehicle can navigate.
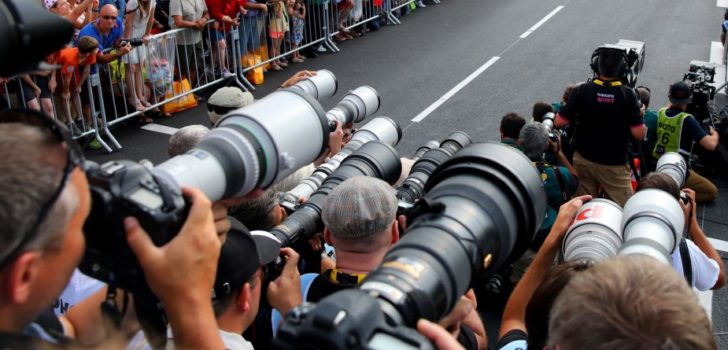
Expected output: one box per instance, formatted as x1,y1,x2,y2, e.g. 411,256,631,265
270,141,402,247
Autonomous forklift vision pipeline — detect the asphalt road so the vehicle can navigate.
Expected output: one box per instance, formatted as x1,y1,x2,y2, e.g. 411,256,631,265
84,0,728,347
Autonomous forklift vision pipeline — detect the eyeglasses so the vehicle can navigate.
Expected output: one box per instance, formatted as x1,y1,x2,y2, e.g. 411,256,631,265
102,15,117,20
207,104,237,116
0,110,86,268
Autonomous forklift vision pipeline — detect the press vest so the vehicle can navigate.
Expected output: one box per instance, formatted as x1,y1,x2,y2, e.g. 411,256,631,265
652,107,691,159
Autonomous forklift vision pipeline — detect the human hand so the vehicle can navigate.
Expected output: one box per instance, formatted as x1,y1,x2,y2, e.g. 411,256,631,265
545,195,592,246
62,90,71,100
75,85,83,94
280,70,316,88
438,293,475,337
267,248,302,315
679,188,696,224
125,187,220,308
260,3,269,13
328,120,344,156
417,319,466,350
308,235,323,252
211,201,231,242
142,34,152,44
119,42,132,55
32,85,41,97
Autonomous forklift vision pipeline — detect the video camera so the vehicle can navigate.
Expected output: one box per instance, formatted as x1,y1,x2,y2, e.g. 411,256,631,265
683,60,718,124
590,39,645,87
273,143,547,349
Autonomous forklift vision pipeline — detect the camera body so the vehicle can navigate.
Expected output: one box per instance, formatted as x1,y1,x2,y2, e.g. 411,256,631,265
683,60,718,125
121,38,145,48
80,161,188,292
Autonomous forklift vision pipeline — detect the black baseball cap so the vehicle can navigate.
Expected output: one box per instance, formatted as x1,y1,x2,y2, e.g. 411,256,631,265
212,225,281,300
668,81,692,105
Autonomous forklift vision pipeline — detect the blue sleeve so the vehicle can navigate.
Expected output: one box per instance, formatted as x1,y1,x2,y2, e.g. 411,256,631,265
683,115,708,143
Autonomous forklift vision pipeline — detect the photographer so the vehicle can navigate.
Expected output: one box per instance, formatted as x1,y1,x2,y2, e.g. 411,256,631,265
497,195,592,350
651,81,720,203
636,173,725,290
555,49,646,206
287,176,486,350
0,110,225,349
547,255,715,350
499,112,526,150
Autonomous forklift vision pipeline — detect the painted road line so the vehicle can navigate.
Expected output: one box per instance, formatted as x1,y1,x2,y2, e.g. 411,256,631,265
141,123,179,135
709,41,726,93
411,56,500,123
520,6,564,39
708,237,728,253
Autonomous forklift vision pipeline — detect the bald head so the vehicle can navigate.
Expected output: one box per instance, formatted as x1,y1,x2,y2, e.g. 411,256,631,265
98,4,119,32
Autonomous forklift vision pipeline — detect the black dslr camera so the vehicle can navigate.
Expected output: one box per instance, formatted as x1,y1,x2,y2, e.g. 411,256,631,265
120,38,145,48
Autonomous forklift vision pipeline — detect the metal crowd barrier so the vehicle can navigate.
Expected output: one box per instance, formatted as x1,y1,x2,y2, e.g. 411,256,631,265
1,1,438,152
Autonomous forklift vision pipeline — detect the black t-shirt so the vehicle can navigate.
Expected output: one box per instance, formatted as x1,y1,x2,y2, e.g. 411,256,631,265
559,80,643,165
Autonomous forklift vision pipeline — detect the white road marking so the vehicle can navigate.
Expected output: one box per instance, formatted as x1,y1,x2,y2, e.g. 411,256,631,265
141,123,179,135
708,237,728,253
520,6,564,39
411,56,500,122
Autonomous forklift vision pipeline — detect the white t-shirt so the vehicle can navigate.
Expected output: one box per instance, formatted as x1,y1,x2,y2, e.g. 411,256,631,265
671,239,720,291
126,327,255,350
126,0,157,36
54,269,105,316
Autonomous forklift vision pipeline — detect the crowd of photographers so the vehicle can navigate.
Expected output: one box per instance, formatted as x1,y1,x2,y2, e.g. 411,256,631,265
3,4,728,348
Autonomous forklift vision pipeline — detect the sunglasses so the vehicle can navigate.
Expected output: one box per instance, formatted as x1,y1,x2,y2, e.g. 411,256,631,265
207,103,237,116
102,15,117,20
0,110,86,268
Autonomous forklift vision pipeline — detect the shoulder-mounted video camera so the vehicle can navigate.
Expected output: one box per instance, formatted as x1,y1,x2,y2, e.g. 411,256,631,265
590,39,645,87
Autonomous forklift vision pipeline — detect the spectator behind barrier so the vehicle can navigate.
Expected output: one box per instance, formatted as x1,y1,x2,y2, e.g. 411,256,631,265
0,110,225,349
548,255,716,350
651,81,720,203
636,173,726,290
555,50,646,206
499,112,526,150
169,0,210,87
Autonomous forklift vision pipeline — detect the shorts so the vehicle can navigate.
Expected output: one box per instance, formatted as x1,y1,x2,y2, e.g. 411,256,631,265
212,29,226,41
122,45,149,65
269,30,285,39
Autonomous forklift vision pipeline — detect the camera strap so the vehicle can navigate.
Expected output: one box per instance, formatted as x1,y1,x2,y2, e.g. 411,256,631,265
678,237,693,287
328,269,367,285
100,284,129,329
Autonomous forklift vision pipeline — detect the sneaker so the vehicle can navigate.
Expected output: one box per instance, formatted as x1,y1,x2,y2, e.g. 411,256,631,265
88,138,102,150
416,0,426,7
315,45,327,53
68,121,83,136
222,68,235,77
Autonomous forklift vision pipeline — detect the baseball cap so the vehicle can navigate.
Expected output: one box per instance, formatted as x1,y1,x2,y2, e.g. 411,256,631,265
321,176,398,241
668,81,692,105
213,225,281,300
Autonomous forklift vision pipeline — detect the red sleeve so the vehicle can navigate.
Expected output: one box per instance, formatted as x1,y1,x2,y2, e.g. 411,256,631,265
238,0,248,10
205,0,225,22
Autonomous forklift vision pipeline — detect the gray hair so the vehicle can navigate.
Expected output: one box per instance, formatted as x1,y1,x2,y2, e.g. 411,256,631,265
168,125,210,157
321,177,397,246
229,189,280,231
519,122,548,162
0,124,79,261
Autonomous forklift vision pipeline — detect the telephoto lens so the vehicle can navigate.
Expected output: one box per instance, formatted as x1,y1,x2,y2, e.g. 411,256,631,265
412,140,441,161
270,141,402,247
619,189,685,265
655,152,687,187
325,86,380,130
279,117,402,211
152,88,330,201
396,131,472,207
273,143,546,349
81,87,331,292
288,69,338,100
561,199,623,263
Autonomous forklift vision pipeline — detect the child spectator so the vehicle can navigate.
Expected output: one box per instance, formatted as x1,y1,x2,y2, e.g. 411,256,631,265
123,0,156,113
205,0,241,77
56,36,99,134
269,0,290,71
289,0,305,63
